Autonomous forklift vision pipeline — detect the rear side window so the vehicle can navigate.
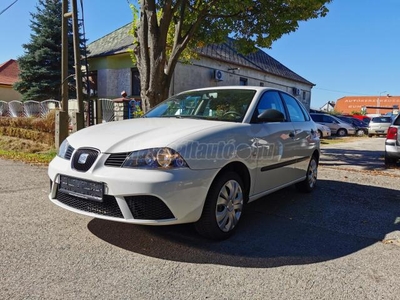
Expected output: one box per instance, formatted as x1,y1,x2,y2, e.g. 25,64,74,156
311,114,322,122
280,93,308,122
372,117,391,123
322,115,334,123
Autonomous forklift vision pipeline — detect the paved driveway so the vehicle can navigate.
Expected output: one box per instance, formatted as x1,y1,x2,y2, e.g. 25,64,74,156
1,137,399,299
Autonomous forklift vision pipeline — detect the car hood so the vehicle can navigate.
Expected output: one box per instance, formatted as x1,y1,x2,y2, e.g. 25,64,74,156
66,118,230,153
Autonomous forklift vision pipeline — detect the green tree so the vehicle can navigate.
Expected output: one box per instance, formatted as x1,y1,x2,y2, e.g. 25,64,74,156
129,0,332,111
14,0,86,101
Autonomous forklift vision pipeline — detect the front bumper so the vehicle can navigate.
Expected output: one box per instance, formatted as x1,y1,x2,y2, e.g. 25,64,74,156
322,129,331,137
48,155,218,225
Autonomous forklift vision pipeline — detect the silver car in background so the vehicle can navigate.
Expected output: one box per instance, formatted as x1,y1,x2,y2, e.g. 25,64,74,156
310,113,356,136
368,116,392,137
315,122,331,138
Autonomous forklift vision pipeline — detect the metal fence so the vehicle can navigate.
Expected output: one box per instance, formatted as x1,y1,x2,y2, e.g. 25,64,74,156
0,99,117,124
0,99,61,118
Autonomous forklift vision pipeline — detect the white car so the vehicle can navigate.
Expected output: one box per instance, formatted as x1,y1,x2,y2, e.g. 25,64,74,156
315,123,331,138
48,86,320,240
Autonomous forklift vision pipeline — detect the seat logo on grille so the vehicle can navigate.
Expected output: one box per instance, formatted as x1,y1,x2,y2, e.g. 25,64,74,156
78,153,89,164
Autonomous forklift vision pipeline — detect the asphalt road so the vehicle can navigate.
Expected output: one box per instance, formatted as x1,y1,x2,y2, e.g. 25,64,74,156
1,137,400,299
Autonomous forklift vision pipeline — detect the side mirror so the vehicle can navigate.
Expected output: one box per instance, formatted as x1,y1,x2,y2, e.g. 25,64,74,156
257,109,285,122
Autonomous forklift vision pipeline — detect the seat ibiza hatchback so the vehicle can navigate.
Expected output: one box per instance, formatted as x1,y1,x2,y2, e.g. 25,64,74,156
49,86,320,240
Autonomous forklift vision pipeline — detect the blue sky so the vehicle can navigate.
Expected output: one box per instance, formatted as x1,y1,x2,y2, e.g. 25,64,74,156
1,0,399,109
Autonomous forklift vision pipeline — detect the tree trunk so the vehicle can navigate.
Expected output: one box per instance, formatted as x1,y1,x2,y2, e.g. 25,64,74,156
134,0,183,113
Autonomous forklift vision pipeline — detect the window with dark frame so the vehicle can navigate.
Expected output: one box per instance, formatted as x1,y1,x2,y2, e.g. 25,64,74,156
239,77,248,86
131,68,141,97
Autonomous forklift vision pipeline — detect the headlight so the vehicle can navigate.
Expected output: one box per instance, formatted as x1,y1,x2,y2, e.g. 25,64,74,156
122,147,188,169
57,139,73,159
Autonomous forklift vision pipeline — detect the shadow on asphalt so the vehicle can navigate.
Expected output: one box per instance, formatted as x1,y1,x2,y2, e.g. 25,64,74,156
88,179,400,268
320,148,389,170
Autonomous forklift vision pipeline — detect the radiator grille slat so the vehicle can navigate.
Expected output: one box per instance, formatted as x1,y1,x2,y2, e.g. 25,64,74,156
105,152,130,167
56,191,123,218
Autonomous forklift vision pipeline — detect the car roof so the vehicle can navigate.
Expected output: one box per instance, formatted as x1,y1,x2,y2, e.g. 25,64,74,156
177,86,286,94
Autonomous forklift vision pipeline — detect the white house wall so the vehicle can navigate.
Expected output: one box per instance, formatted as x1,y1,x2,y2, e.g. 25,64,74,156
172,57,313,109
97,68,132,98
93,55,312,109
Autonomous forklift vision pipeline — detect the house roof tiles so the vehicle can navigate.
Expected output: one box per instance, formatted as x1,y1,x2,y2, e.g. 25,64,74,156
87,23,313,85
88,23,134,57
0,59,19,85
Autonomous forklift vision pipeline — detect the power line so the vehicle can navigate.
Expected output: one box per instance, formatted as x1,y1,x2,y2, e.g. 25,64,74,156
314,86,370,96
0,0,19,17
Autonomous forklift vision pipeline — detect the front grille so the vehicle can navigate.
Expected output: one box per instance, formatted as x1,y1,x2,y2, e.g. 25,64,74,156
105,152,130,167
65,145,75,160
56,191,123,218
125,196,175,220
71,148,99,172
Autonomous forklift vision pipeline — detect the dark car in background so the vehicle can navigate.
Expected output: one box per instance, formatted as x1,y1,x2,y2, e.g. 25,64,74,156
350,115,371,124
385,114,400,166
337,115,369,136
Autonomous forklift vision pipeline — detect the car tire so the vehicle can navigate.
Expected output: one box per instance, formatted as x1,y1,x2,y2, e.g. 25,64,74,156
317,130,323,138
356,129,364,136
384,153,397,167
336,128,347,137
195,172,245,240
368,134,373,138
296,155,318,193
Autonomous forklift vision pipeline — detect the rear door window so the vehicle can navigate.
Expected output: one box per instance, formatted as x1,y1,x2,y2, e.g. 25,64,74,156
280,93,309,122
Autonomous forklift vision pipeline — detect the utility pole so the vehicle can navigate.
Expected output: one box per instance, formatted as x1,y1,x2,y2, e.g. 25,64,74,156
55,0,84,149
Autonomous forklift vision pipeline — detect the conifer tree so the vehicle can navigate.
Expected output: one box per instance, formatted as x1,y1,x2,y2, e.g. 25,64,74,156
14,0,86,101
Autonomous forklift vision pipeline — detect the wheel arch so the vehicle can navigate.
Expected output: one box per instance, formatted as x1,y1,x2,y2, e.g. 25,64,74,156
337,128,348,136
215,162,251,203
312,149,320,163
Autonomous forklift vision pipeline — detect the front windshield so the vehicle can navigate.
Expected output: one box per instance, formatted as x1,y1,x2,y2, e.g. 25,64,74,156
145,89,256,122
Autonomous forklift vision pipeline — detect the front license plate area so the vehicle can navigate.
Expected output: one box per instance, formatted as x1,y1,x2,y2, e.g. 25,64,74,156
59,175,104,202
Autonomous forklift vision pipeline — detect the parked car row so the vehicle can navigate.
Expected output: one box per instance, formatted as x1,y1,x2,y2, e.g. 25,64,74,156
310,112,393,138
310,113,356,137
336,115,368,136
